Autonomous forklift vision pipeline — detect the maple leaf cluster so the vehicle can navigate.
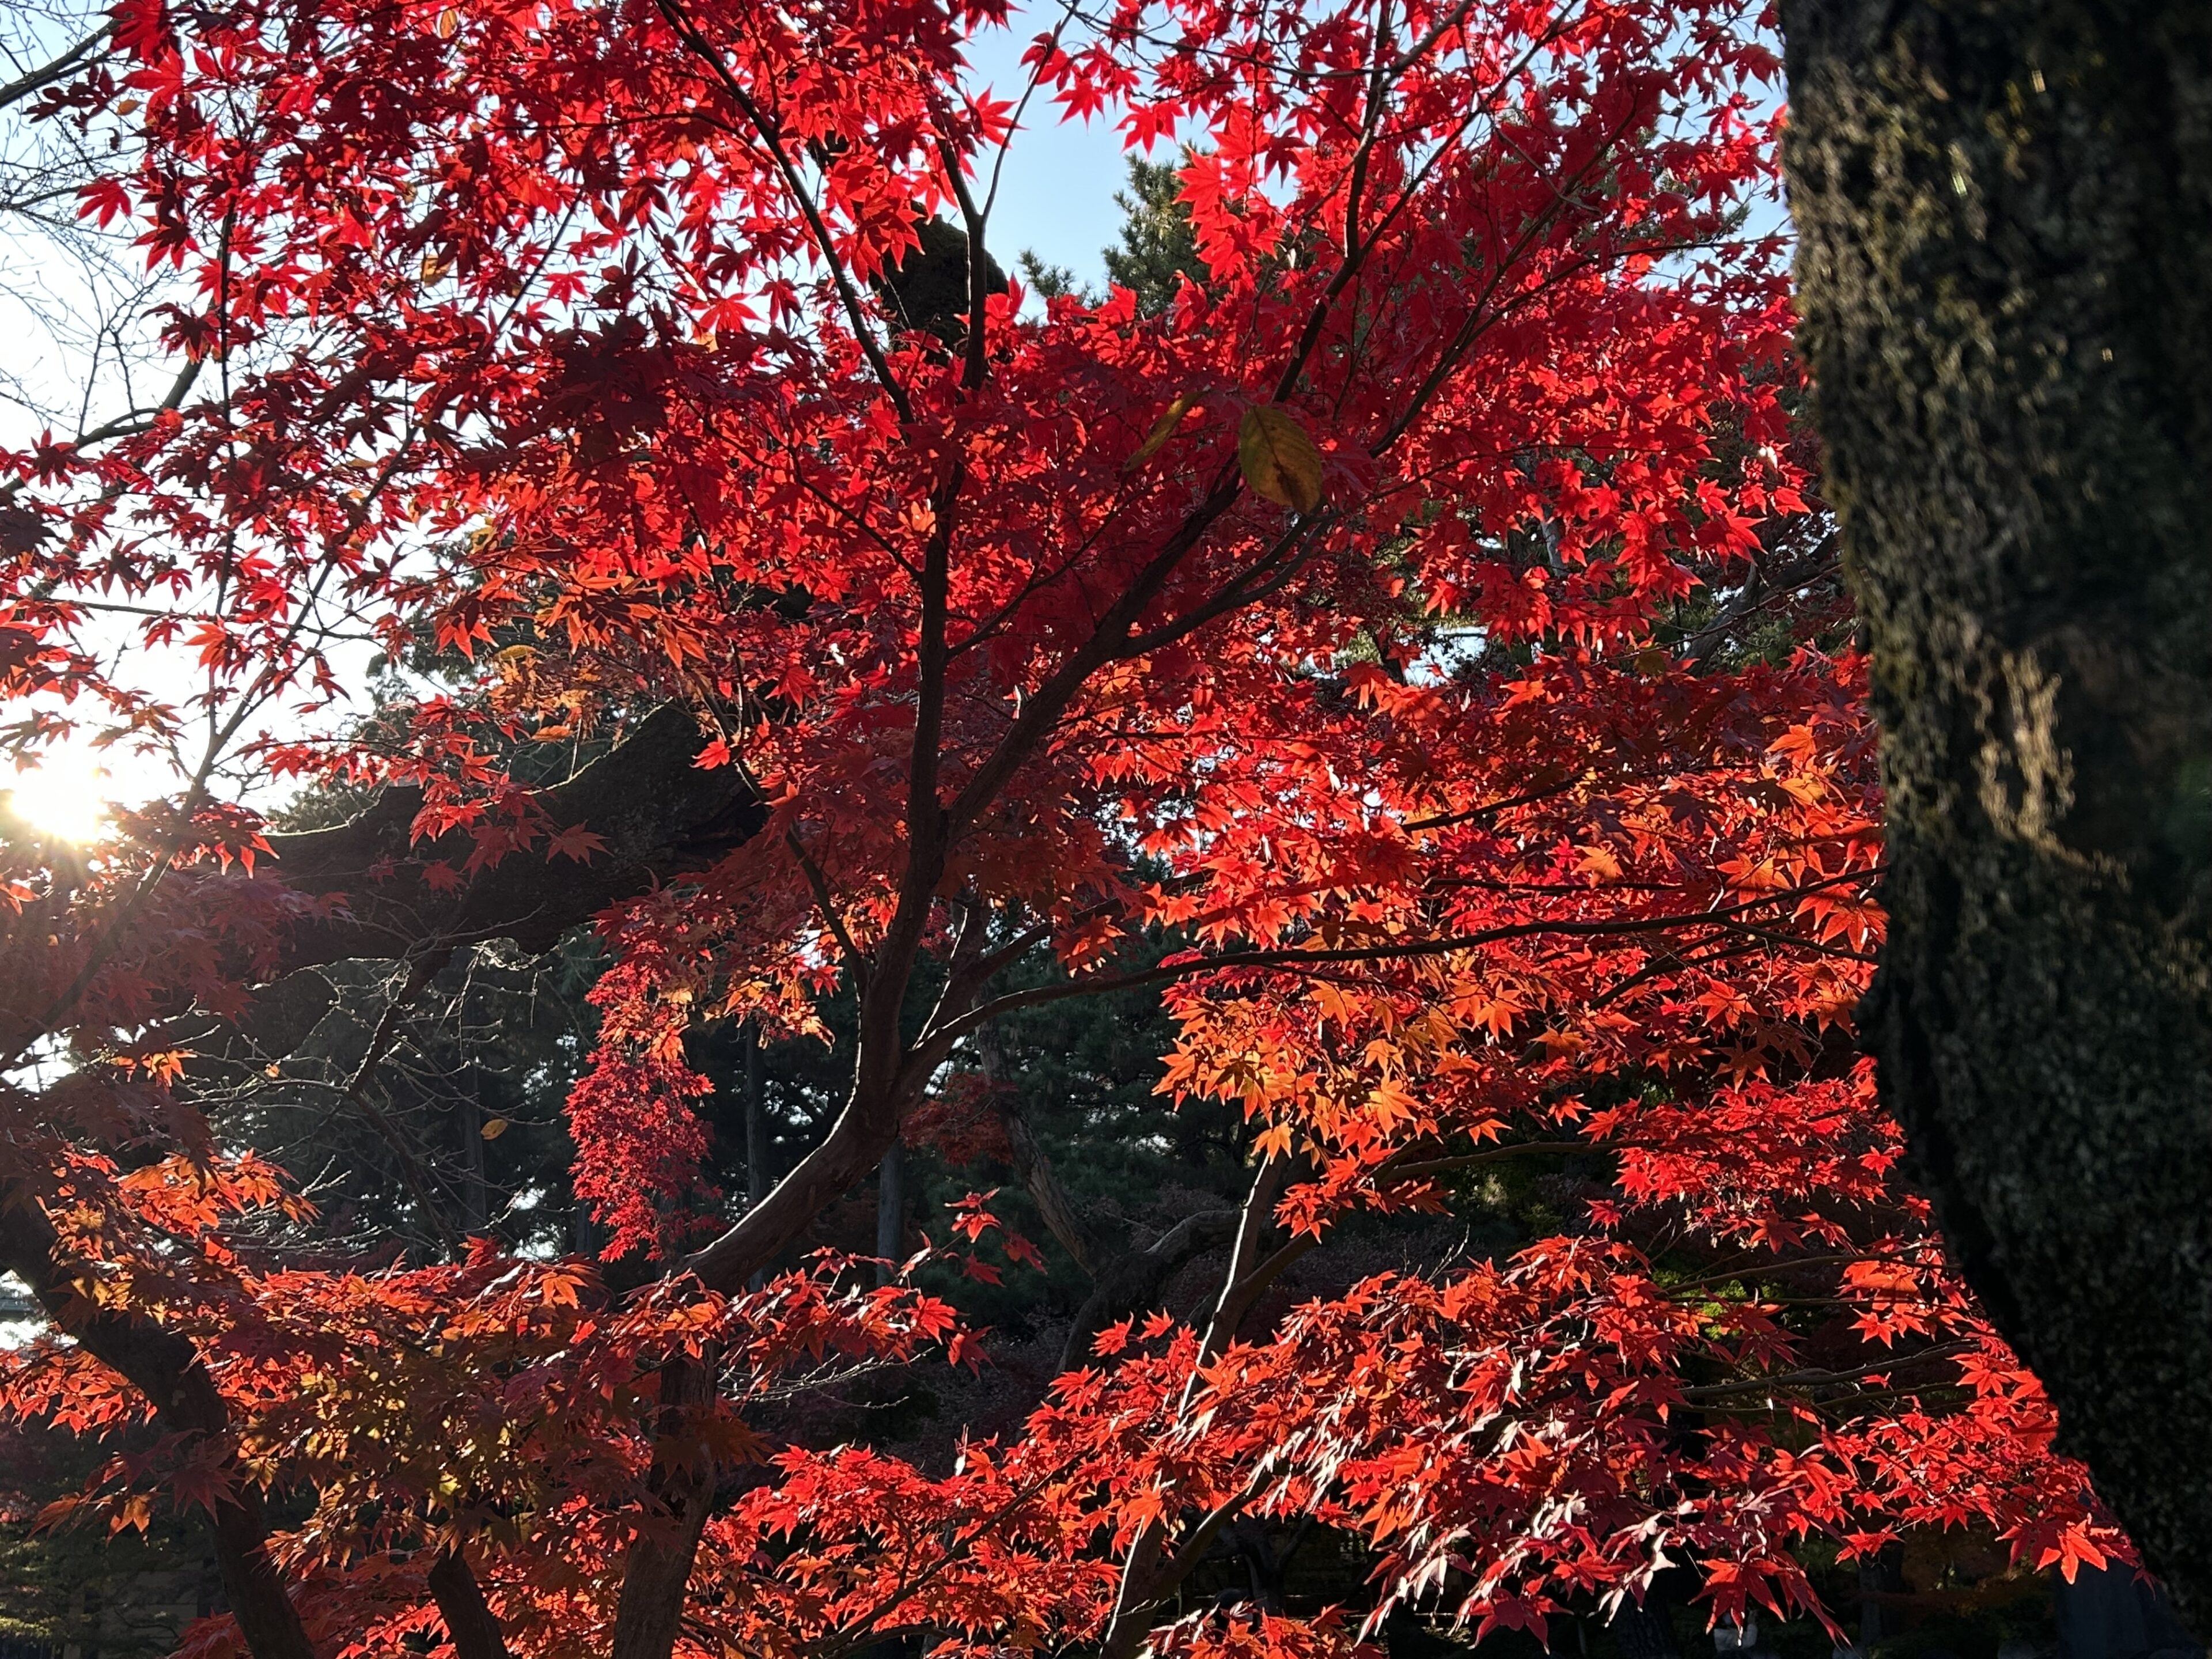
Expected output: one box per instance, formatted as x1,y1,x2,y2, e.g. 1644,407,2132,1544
0,0,2130,1654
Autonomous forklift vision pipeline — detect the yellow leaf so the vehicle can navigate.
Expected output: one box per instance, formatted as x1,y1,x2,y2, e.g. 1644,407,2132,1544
1126,390,1198,469
480,1117,509,1140
1366,1078,1419,1130
1310,981,1357,1029
1576,843,1623,880
1237,404,1324,513
436,5,460,36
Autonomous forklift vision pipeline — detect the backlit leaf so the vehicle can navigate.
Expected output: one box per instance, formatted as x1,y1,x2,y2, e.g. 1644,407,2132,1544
1237,404,1325,512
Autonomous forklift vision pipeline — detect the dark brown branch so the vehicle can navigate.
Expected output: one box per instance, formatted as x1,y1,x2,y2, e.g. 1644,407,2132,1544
1099,1156,1291,1659
936,137,993,392
608,1355,722,1659
426,1546,514,1659
984,1025,1100,1277
681,471,1243,1297
0,1198,319,1659
266,703,764,967
786,826,868,986
652,0,911,422
926,873,1881,1056
1676,1342,1972,1403
0,22,112,110
944,468,1245,837
1058,1209,1240,1374
70,355,203,448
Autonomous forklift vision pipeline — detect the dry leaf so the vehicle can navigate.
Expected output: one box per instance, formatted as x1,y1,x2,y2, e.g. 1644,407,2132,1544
1237,404,1324,512
1126,390,1198,470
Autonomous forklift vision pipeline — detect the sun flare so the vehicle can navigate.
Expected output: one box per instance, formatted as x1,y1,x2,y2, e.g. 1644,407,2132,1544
9,753,113,845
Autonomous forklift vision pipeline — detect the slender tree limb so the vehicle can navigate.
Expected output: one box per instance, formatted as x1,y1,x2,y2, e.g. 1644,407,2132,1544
653,0,912,422
0,1198,320,1659
923,872,1881,1057
0,22,112,111
1676,1342,1972,1403
1099,1155,1291,1659
1058,1209,1240,1374
786,827,869,987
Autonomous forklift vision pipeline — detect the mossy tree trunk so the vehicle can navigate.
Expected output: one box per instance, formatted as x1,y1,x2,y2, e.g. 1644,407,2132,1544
1780,0,2212,1621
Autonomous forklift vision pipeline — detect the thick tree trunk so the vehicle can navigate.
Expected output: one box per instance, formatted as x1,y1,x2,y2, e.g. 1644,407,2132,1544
1779,0,2212,1621
607,1355,719,1659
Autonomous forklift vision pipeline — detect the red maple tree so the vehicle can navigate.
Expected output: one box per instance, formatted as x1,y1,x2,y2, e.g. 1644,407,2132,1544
0,0,2124,1656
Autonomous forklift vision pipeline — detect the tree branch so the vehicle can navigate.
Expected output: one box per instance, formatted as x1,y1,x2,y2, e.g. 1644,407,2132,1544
426,1546,514,1659
925,873,1880,1056
0,22,112,111
264,704,764,968
0,1197,320,1659
652,0,912,422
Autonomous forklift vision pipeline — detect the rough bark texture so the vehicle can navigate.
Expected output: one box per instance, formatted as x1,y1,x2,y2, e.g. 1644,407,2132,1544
1779,0,2212,1621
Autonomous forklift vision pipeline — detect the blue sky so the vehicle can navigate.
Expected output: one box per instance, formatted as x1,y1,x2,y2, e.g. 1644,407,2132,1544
959,17,1139,290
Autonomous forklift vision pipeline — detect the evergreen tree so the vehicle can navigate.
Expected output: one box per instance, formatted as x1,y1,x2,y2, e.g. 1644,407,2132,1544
1103,155,1207,314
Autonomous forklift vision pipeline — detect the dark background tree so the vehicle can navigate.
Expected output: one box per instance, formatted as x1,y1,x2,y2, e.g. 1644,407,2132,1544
1779,0,2212,1626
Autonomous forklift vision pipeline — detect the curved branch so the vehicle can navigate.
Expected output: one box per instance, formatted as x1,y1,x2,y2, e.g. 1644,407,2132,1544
266,704,765,967
0,1198,319,1659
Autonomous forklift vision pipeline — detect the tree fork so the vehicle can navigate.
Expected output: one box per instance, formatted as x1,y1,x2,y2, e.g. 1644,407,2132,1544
1781,0,2212,1619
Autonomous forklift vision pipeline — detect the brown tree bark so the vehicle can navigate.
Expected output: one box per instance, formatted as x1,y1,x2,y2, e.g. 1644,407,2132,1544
425,1546,515,1659
607,1355,721,1659
1781,0,2212,1622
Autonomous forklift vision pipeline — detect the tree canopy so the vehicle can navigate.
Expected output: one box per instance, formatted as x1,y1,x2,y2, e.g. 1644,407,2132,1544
0,1,2128,1657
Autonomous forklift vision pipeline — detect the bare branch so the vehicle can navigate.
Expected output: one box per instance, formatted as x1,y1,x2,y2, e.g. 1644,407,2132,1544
0,20,110,112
